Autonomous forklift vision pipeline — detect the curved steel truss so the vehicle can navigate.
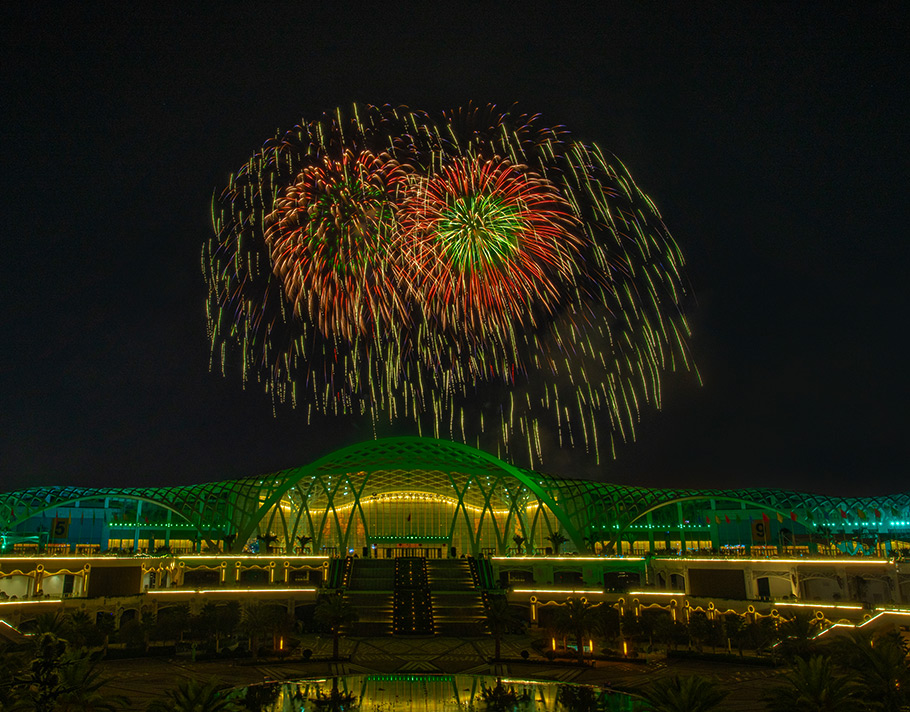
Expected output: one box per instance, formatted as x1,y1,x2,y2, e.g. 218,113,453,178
2,437,909,554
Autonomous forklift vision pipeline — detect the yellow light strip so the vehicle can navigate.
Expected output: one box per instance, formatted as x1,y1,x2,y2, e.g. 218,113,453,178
148,588,316,595
512,588,604,595
774,601,863,610
176,555,327,560
869,609,910,617
655,557,891,565
0,619,32,635
626,591,685,596
812,623,854,639
325,493,514,516
493,556,644,562
0,556,145,562
0,599,63,606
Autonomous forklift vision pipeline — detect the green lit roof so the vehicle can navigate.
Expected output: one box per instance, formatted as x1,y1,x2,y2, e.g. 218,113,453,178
2,437,909,552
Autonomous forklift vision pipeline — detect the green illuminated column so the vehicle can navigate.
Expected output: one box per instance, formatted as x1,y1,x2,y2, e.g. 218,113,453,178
134,501,142,552
677,503,686,553
646,512,655,554
709,500,719,551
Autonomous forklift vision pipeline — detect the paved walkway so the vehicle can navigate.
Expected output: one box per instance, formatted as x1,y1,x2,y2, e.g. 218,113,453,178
98,636,787,710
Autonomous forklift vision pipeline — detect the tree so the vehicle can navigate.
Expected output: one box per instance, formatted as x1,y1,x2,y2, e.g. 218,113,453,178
511,534,526,555
240,603,290,659
11,632,69,712
117,616,155,654
54,653,131,711
257,532,279,554
64,610,103,650
546,531,568,555
217,601,241,650
553,598,598,664
620,612,644,654
310,681,359,712
314,595,357,660
777,612,821,659
722,613,747,656
484,596,525,661
648,611,685,652
828,630,910,712
640,609,673,651
480,681,529,712
154,604,191,647
32,611,68,637
556,684,599,712
146,678,239,712
592,604,620,648
686,611,712,653
296,535,313,554
637,675,727,712
222,532,237,553
762,655,864,712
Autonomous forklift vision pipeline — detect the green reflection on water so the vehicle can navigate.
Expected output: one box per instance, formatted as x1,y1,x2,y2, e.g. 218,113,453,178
232,674,636,712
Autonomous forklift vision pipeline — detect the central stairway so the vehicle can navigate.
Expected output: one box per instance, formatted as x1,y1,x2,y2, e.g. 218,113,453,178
393,557,434,635
341,556,487,637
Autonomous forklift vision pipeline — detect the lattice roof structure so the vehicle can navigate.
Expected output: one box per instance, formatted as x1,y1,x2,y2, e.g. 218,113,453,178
2,437,909,554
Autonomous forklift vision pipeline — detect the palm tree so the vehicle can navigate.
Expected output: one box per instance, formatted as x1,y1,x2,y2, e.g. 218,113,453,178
545,531,568,555
146,678,239,712
637,675,727,712
32,611,68,638
314,595,358,660
296,535,313,554
763,655,863,712
511,534,525,555
556,684,599,712
54,653,131,711
553,598,598,664
240,603,288,659
777,612,821,659
828,630,910,712
221,532,237,553
483,595,525,661
257,532,279,554
310,680,358,712
480,681,529,712
64,610,101,650
10,632,68,712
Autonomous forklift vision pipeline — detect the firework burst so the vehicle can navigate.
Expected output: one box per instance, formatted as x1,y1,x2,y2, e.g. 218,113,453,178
204,104,695,466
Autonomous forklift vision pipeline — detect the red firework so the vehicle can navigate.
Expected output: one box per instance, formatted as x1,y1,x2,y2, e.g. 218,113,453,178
396,158,582,334
264,151,410,339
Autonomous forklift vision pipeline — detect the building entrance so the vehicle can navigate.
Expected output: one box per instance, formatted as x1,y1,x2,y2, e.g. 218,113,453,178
377,546,443,559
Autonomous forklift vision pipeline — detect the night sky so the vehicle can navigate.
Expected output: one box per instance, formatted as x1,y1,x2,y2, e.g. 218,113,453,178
2,4,908,496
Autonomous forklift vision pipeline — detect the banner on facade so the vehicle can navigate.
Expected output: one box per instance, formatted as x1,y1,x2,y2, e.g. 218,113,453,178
751,519,769,543
52,517,70,539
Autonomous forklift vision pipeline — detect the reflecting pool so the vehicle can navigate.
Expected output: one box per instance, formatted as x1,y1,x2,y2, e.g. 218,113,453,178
230,674,637,711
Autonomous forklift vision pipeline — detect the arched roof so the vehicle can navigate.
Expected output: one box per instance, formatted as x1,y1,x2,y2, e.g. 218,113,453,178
2,437,909,550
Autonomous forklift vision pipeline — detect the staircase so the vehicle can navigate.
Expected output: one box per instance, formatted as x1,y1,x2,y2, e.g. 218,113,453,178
343,558,395,635
393,557,434,635
427,559,486,636
336,556,488,637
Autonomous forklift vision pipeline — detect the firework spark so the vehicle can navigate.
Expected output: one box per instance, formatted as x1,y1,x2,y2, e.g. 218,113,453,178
204,104,695,466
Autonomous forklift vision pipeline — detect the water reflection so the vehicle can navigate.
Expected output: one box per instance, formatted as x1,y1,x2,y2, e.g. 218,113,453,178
232,674,635,712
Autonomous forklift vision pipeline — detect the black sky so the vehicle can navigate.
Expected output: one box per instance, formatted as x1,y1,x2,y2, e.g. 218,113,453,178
1,3,908,496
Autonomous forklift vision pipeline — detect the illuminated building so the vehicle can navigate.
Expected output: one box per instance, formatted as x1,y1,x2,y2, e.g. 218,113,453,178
0,437,908,621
